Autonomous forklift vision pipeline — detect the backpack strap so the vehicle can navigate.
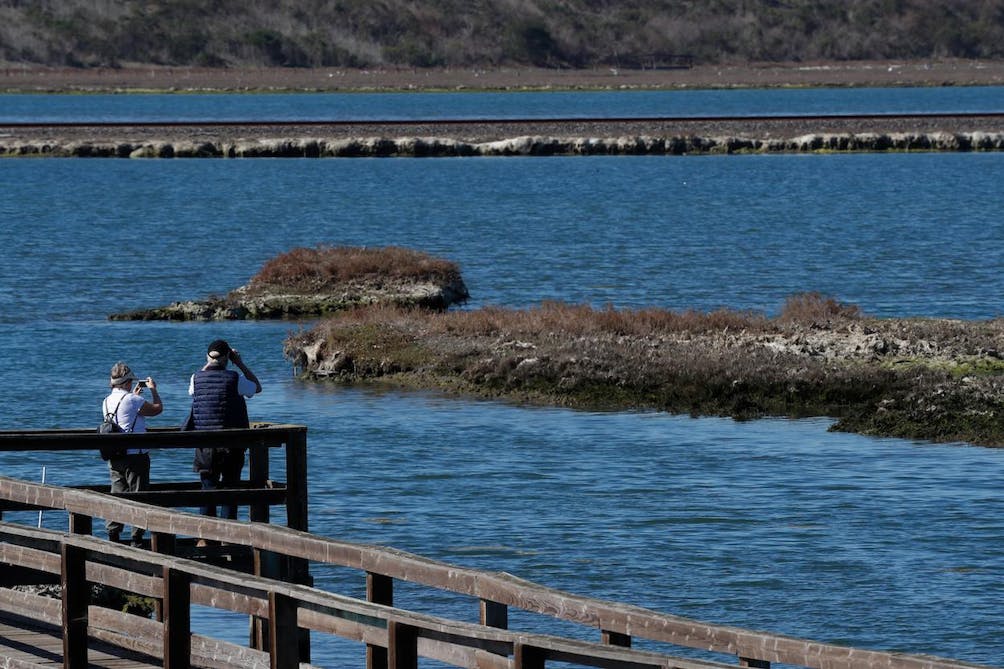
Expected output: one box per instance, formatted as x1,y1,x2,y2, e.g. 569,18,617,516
103,393,139,432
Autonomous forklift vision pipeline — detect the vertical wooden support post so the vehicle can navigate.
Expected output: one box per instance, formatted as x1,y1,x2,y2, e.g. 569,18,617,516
269,592,299,669
249,443,270,524
479,599,509,659
285,428,309,533
387,621,418,669
68,513,92,536
513,642,546,669
601,630,631,647
739,658,770,668
151,533,178,623
61,543,88,669
253,547,284,650
480,599,508,629
163,566,191,669
367,573,393,669
151,531,177,555
284,428,311,663
368,572,394,605
247,436,272,650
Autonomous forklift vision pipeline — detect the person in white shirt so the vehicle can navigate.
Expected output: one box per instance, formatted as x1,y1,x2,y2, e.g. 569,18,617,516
102,361,162,546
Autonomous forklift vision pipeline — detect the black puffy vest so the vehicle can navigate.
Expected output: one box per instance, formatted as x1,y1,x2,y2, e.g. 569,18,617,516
192,368,249,430
191,368,250,473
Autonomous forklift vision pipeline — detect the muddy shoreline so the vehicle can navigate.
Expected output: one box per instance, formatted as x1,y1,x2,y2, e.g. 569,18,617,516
4,59,1004,92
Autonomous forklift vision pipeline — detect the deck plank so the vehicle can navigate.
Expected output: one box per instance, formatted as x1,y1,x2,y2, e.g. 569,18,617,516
0,613,162,669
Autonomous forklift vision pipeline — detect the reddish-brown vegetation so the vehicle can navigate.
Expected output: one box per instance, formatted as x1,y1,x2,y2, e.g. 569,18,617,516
246,245,464,295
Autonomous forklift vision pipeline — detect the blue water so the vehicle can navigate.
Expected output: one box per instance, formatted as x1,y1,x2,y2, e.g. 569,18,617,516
2,95,1004,667
2,85,1004,122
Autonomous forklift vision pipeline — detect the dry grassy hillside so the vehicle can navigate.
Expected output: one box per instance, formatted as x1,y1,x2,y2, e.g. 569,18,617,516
2,0,1004,70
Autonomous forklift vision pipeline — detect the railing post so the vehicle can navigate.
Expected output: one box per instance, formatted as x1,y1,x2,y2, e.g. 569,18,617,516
513,642,546,669
249,443,270,523
61,543,88,669
601,630,631,647
387,620,418,669
68,512,92,536
269,592,299,669
151,532,178,623
163,566,191,669
284,428,311,663
284,428,309,534
151,531,177,555
367,573,393,669
253,546,283,651
480,599,508,629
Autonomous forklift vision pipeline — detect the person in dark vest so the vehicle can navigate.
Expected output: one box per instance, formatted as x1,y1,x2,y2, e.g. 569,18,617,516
189,339,262,530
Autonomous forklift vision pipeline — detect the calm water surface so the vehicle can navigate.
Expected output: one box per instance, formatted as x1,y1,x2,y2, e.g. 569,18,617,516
2,85,1004,122
1,147,1003,665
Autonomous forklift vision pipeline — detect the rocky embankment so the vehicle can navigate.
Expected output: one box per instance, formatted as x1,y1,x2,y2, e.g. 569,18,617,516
283,301,1004,447
110,279,469,320
8,61,1004,157
6,131,1004,158
8,109,1004,158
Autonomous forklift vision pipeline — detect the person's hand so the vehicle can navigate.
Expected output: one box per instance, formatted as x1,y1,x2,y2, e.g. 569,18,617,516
133,376,156,393
229,348,242,363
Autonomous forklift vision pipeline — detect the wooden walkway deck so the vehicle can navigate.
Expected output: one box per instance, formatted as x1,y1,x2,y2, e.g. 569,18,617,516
0,612,160,669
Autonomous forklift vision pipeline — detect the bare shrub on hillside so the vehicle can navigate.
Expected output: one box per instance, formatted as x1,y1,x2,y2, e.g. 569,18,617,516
9,0,1004,68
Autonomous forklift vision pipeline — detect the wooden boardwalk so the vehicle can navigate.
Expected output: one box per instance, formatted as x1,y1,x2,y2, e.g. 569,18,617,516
0,425,998,669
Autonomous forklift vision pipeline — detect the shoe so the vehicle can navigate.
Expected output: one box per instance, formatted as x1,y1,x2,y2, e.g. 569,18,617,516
130,538,144,548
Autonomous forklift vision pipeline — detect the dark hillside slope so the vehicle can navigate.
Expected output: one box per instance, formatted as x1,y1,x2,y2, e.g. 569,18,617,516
2,0,1004,69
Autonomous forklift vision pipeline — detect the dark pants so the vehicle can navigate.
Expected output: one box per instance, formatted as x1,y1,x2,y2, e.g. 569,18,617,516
107,452,150,542
199,449,245,519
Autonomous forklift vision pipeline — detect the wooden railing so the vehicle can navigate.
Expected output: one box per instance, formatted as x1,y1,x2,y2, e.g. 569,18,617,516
0,424,308,532
2,521,744,669
0,426,997,669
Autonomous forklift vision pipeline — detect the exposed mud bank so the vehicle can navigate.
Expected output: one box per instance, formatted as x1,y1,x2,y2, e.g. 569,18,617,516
5,131,1004,157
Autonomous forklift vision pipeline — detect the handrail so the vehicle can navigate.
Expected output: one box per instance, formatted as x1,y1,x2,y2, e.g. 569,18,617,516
0,522,734,669
0,423,305,451
0,476,994,669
